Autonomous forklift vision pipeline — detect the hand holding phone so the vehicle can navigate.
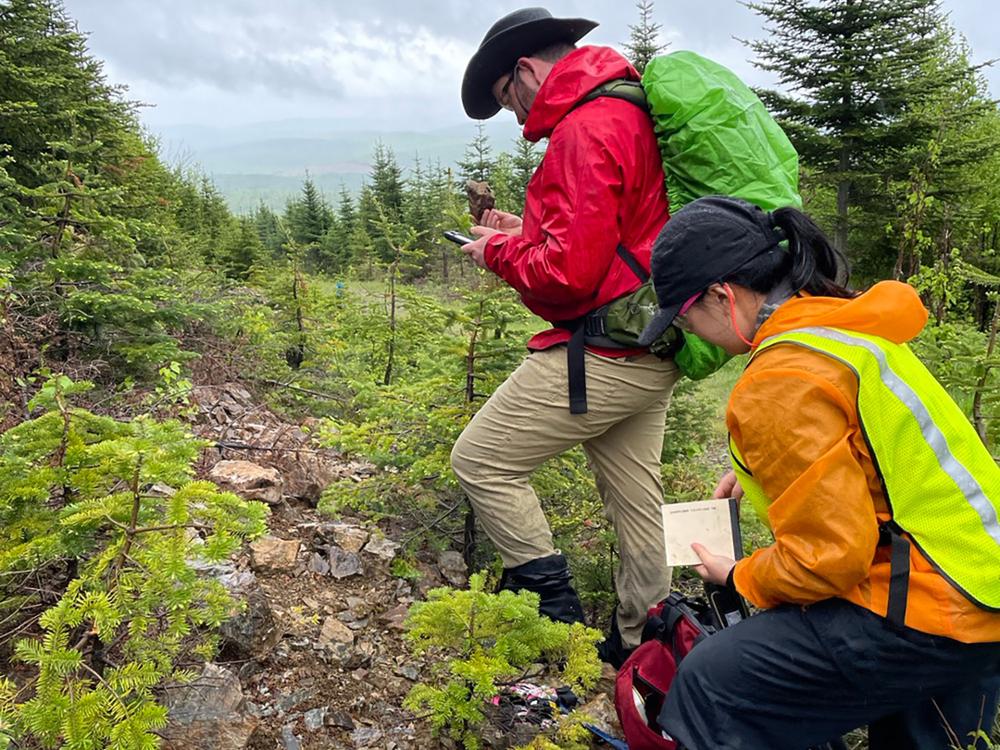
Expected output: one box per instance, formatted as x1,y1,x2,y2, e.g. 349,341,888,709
443,229,475,245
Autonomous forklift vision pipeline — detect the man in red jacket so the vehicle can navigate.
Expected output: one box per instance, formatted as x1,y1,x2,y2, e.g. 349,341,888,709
451,8,680,667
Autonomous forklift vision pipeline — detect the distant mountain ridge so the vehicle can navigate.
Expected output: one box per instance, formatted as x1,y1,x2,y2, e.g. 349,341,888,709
153,118,522,213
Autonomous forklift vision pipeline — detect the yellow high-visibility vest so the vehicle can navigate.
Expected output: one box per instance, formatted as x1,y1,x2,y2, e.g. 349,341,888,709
729,326,1000,612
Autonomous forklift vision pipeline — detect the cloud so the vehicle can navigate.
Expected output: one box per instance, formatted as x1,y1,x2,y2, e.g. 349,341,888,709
63,0,998,132
64,1,483,99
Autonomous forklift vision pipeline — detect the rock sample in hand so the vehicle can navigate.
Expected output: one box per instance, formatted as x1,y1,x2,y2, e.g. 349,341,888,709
466,179,495,223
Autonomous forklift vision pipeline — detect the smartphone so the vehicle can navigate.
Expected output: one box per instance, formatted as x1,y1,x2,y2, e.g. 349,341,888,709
443,229,475,245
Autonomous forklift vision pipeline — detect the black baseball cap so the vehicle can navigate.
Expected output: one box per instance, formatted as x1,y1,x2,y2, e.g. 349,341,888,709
637,196,785,346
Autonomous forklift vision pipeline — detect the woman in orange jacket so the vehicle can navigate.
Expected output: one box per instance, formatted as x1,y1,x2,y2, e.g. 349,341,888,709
636,196,1000,749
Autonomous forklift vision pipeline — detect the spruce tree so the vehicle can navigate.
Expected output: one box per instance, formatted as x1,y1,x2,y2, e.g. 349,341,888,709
489,152,517,216
510,137,542,211
219,216,265,280
288,174,331,246
623,0,667,75
0,0,133,188
369,142,405,215
0,0,227,378
363,145,406,263
254,201,287,258
745,0,989,267
282,175,335,271
336,185,356,236
325,185,358,272
457,122,496,184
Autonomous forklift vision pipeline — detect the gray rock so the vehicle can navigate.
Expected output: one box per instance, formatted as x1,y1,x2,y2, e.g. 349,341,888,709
219,585,281,659
351,727,383,747
362,536,400,561
343,639,375,670
380,603,410,631
578,692,620,735
210,460,284,505
307,552,330,575
437,550,468,587
319,616,355,646
279,724,302,750
345,596,372,617
217,567,257,594
272,641,292,664
331,523,369,553
328,546,363,579
303,706,327,731
161,663,257,750
394,665,420,681
326,710,356,730
278,686,318,712
248,701,277,719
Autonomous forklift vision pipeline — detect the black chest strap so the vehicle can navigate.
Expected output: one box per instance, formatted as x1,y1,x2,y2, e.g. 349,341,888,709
561,245,650,415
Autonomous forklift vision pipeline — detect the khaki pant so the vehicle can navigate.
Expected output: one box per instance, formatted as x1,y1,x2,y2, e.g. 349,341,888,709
451,346,681,647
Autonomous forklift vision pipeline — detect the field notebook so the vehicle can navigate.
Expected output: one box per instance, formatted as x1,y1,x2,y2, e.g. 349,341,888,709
661,497,743,567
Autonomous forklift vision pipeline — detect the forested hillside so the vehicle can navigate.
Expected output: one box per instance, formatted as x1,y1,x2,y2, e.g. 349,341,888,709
0,0,997,748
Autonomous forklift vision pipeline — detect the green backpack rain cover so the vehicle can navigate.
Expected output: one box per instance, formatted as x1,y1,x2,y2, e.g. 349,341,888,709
588,51,801,380
641,51,802,214
643,51,802,379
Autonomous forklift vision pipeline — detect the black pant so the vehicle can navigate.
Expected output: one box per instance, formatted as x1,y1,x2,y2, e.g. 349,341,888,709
660,598,1000,750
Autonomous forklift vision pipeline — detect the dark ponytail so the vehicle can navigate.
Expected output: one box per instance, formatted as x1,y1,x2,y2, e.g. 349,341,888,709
726,206,856,300
771,207,854,298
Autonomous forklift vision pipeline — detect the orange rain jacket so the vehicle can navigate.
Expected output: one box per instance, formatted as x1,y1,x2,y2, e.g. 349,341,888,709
729,280,1000,643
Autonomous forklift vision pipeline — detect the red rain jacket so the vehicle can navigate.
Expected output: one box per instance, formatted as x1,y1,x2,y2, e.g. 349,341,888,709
482,46,670,353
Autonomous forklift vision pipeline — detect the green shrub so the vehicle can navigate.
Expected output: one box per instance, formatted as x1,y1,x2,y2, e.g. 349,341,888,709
403,574,603,750
0,375,268,749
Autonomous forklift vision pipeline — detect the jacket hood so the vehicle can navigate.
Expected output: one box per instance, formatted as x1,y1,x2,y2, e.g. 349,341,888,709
755,281,930,347
523,45,640,142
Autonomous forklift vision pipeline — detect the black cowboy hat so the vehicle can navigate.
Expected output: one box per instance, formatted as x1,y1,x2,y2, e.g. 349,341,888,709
462,7,598,120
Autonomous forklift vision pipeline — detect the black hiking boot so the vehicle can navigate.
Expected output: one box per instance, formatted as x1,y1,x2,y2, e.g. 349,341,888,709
497,553,585,625
596,611,634,670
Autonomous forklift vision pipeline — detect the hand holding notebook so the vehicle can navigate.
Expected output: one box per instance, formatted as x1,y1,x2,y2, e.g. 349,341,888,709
661,497,743,567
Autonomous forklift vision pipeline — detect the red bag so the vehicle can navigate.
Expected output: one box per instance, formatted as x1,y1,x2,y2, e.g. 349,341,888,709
615,589,744,749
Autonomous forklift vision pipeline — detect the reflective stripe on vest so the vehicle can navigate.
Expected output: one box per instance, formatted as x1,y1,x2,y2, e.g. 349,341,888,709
729,436,772,533
728,325,1000,611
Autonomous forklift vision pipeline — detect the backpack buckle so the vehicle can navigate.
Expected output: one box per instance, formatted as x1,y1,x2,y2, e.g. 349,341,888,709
584,313,607,337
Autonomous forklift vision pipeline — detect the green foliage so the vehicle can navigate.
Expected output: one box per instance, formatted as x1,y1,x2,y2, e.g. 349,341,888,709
911,311,1000,452
390,555,423,582
746,0,1000,277
0,374,268,748
957,729,997,750
403,574,602,750
512,710,594,750
623,0,667,74
0,0,242,383
457,123,496,184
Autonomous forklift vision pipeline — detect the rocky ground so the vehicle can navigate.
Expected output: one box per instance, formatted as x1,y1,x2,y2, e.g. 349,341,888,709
159,383,621,750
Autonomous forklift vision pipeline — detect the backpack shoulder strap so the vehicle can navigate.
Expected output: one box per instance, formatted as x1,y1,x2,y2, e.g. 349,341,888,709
578,78,649,112
615,244,649,283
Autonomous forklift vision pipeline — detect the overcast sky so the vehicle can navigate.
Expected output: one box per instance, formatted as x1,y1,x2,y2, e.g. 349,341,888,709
61,0,999,137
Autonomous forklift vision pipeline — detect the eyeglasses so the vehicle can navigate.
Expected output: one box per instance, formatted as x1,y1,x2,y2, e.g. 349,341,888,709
498,65,518,111
673,291,704,332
